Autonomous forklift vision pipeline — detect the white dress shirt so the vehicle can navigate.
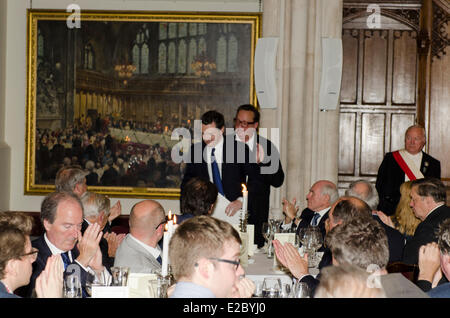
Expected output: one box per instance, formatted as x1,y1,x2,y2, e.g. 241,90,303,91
403,151,423,181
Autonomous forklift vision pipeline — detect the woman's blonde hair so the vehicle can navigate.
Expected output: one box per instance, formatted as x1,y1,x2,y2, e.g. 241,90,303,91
392,181,421,236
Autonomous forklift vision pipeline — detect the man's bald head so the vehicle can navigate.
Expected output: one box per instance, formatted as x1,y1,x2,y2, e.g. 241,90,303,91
129,200,166,239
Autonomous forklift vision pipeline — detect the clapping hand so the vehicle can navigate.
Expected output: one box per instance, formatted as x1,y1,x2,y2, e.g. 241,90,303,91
104,232,126,257
76,222,103,269
273,240,309,279
282,198,299,223
418,242,442,286
35,254,64,298
108,200,122,223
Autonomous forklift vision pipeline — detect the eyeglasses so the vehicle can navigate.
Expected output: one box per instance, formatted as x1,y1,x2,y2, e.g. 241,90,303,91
209,257,240,270
234,118,256,127
155,216,168,230
21,248,39,261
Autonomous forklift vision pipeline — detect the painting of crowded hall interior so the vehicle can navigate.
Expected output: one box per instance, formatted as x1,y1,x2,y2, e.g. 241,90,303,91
26,10,260,197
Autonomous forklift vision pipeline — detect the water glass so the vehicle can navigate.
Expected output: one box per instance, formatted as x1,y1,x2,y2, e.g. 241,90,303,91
111,266,130,286
293,281,310,298
63,274,82,298
148,276,170,298
262,277,282,298
85,271,109,297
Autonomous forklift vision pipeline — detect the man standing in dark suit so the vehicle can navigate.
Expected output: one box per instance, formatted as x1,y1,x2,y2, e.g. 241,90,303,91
233,104,284,248
345,179,405,264
403,178,450,265
181,110,257,217
376,125,441,216
22,191,109,297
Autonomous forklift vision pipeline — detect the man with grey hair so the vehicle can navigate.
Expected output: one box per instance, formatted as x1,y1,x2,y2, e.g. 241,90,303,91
346,179,405,263
282,180,339,241
81,192,125,271
114,200,165,273
55,166,122,229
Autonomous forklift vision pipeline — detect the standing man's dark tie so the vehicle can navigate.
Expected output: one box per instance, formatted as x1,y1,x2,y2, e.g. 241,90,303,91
211,147,225,196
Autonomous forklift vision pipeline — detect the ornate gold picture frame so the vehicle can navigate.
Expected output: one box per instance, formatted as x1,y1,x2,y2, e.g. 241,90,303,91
25,9,261,199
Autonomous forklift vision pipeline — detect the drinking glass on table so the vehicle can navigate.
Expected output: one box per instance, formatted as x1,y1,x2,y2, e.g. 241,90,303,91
85,271,109,297
303,226,323,268
293,281,310,298
63,273,82,298
111,266,130,286
262,222,272,256
262,277,282,298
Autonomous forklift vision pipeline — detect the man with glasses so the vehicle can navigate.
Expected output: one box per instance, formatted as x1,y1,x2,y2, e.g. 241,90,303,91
234,104,284,248
0,212,63,298
169,215,255,298
114,200,165,273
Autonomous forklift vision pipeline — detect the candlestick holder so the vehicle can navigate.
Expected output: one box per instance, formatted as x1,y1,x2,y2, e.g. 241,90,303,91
239,209,248,233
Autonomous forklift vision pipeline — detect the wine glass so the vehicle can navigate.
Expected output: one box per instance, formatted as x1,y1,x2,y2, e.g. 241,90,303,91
262,277,282,298
85,271,108,297
303,226,323,268
262,222,272,254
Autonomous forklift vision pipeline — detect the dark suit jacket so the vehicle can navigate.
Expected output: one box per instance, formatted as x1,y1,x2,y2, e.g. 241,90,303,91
181,135,258,203
376,151,441,215
21,235,89,297
295,208,330,242
247,134,284,247
373,215,405,263
81,220,114,272
403,205,450,265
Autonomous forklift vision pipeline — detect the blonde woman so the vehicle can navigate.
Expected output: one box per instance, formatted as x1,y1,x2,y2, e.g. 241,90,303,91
377,181,421,241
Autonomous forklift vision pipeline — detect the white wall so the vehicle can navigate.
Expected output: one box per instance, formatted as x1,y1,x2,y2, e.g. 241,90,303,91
0,0,260,214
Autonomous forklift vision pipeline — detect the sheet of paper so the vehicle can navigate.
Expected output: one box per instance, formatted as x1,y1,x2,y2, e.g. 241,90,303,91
273,233,296,269
128,273,158,298
211,193,242,224
92,286,128,298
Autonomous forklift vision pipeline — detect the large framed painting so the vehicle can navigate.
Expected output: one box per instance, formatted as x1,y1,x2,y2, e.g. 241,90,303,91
25,9,261,199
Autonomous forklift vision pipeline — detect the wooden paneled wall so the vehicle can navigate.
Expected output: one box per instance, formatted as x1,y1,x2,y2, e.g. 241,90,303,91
339,1,449,199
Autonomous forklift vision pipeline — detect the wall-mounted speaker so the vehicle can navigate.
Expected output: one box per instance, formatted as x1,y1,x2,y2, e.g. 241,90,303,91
319,38,343,111
254,37,278,109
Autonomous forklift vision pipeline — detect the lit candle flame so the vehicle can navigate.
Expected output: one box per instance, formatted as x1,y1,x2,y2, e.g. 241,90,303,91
173,214,177,225
168,210,172,220
242,184,247,192
164,223,168,231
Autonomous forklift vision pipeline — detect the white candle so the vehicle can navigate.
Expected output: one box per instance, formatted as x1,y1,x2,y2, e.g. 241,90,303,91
242,184,248,214
161,229,169,277
168,210,174,236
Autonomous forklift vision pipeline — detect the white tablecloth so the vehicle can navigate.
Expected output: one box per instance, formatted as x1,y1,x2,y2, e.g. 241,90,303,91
244,249,294,286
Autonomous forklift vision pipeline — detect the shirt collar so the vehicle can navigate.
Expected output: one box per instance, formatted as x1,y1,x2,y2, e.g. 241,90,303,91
44,233,72,260
235,131,256,151
424,203,445,220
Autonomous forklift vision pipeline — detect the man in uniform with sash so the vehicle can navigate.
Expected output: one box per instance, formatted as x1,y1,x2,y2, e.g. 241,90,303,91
375,125,441,216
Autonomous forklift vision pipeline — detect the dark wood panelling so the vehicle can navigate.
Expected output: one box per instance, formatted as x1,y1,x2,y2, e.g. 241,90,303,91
363,30,388,104
392,31,418,104
341,30,359,104
339,112,357,175
360,113,385,175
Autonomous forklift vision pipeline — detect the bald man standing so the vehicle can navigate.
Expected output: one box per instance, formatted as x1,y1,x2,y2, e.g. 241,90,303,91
114,200,166,273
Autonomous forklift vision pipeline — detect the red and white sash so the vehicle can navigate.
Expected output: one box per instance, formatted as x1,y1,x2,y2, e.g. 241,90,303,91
392,149,424,181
